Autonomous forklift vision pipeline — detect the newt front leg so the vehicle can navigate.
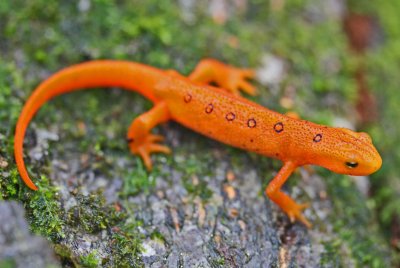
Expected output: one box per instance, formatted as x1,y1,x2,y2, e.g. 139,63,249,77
127,102,171,170
266,161,311,228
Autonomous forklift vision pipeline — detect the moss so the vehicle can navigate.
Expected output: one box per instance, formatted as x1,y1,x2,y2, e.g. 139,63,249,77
53,244,73,259
184,178,214,201
149,229,166,244
324,172,391,266
366,1,400,223
0,259,16,268
120,159,156,197
67,192,124,233
176,153,214,201
209,257,225,267
344,0,400,264
0,168,21,200
80,250,100,268
109,219,144,268
0,62,26,201
53,244,78,267
320,239,343,267
26,176,66,242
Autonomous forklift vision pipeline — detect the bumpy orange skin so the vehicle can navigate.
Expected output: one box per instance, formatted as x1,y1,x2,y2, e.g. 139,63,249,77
14,59,382,227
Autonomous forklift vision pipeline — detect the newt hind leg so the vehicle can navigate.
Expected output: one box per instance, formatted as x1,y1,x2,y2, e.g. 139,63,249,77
266,161,312,228
127,102,171,170
188,59,257,96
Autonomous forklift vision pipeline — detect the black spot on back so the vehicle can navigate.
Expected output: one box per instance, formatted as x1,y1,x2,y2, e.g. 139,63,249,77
205,103,213,114
226,112,235,121
274,122,284,133
313,133,322,143
184,93,192,103
247,118,256,128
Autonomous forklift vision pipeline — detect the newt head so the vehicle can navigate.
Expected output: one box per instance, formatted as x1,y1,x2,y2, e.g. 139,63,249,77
310,127,382,176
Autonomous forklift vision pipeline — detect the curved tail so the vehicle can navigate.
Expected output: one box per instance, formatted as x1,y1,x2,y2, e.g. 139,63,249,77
15,60,163,190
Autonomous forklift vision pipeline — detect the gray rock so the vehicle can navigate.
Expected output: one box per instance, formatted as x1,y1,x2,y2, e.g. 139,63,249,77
0,201,60,268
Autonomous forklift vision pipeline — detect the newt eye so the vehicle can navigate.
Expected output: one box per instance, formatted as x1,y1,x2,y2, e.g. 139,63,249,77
345,161,358,169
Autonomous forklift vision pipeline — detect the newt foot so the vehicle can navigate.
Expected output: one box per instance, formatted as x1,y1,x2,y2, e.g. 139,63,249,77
128,134,171,170
222,68,257,96
285,202,311,228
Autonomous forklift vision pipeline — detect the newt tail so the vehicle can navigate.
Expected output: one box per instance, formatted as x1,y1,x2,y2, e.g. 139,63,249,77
15,61,163,190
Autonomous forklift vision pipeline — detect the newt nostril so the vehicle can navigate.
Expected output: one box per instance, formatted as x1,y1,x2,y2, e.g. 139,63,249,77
358,132,372,143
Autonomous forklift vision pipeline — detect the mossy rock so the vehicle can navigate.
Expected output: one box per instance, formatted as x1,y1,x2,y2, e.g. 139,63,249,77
0,0,396,266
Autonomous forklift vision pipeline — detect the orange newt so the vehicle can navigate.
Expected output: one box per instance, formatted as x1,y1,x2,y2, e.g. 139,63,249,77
14,59,382,227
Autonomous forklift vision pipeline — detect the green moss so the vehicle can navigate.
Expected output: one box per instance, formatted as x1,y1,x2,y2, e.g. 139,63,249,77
120,159,156,197
177,153,214,201
0,61,25,157
53,244,85,267
0,168,21,200
27,176,66,242
365,1,400,226
320,239,343,266
324,172,391,267
0,259,16,268
343,1,400,264
53,244,74,261
80,250,100,268
183,177,213,201
209,257,225,266
67,192,124,233
150,229,166,244
109,219,144,268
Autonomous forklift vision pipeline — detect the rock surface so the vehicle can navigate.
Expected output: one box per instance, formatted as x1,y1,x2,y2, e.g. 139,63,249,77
0,201,60,268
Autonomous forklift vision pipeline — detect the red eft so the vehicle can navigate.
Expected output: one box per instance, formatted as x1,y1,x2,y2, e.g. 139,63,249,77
14,59,382,227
